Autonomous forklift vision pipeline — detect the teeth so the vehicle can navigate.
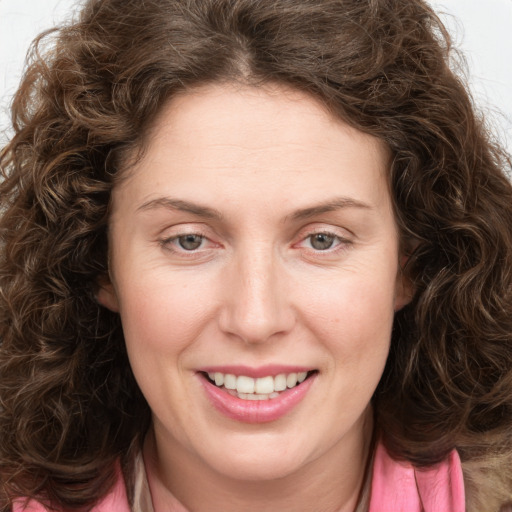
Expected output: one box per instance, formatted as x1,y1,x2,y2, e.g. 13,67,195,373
274,374,287,391
237,375,255,394
207,370,311,398
246,393,270,401
254,376,274,394
224,374,237,390
286,373,298,388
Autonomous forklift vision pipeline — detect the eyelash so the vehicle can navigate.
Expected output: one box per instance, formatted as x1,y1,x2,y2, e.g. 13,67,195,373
159,228,351,258
296,230,351,254
159,230,214,258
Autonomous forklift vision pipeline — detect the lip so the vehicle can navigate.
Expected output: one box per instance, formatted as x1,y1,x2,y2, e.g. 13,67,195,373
198,371,317,424
197,364,312,378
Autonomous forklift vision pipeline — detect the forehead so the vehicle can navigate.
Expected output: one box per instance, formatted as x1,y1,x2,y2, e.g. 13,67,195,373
113,83,392,216
148,82,386,156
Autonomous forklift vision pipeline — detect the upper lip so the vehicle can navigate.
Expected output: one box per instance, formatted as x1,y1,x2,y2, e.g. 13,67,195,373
197,364,315,378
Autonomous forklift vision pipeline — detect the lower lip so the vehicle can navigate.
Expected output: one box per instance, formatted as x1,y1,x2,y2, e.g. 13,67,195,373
199,373,317,424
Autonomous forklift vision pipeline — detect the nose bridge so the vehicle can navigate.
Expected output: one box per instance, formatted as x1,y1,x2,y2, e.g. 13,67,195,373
219,242,293,344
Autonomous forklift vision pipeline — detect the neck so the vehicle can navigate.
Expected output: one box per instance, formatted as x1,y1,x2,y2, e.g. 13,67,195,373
143,409,374,512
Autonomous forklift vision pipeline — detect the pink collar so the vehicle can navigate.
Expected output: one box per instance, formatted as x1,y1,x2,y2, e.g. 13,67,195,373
369,441,465,511
94,441,466,512
15,442,465,512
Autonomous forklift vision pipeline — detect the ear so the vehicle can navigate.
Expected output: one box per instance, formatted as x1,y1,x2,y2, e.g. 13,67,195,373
394,254,415,311
96,274,120,312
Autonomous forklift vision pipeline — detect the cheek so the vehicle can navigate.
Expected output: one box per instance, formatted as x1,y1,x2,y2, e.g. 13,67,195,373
115,273,218,355
299,267,397,359
304,267,397,322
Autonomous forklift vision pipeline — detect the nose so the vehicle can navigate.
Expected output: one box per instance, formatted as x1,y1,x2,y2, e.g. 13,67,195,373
218,246,295,345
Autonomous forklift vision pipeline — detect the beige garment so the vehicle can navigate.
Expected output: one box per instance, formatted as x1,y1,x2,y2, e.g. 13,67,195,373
131,449,372,512
132,451,155,512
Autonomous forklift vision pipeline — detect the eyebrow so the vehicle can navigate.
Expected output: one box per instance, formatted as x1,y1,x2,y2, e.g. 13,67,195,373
289,197,373,221
137,197,223,220
136,195,372,221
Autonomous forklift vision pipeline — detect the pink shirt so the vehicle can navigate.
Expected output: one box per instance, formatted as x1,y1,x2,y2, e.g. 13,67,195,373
14,441,465,511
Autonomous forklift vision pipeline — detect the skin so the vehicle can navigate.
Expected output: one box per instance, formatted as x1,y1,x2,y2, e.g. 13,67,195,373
98,83,410,512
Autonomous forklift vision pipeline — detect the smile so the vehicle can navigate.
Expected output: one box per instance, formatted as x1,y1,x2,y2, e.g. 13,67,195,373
198,367,318,423
206,371,310,400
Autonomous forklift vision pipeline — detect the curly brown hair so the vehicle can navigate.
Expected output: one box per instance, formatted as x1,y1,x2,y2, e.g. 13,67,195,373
1,0,512,510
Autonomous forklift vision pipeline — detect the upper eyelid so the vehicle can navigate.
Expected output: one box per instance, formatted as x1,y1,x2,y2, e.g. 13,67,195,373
295,223,354,240
161,233,209,246
159,223,211,239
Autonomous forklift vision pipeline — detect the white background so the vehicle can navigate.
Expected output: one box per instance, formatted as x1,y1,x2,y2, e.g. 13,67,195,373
1,0,511,156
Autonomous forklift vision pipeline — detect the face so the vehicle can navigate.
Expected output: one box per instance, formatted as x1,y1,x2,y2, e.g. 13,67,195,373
98,83,408,483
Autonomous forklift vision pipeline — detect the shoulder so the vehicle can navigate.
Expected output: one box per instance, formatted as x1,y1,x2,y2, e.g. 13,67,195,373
12,465,131,512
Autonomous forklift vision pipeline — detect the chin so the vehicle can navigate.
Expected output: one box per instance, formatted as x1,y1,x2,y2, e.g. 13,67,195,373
214,457,306,482
203,441,309,482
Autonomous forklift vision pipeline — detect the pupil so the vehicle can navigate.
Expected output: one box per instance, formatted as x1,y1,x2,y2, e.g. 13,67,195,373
179,234,202,250
311,233,334,250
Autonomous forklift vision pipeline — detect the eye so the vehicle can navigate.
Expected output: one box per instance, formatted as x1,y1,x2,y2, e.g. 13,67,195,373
160,232,212,253
307,233,337,251
301,231,345,252
176,234,204,251
294,228,352,257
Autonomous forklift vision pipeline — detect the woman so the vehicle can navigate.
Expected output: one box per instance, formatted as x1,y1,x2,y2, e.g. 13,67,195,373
1,0,511,511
